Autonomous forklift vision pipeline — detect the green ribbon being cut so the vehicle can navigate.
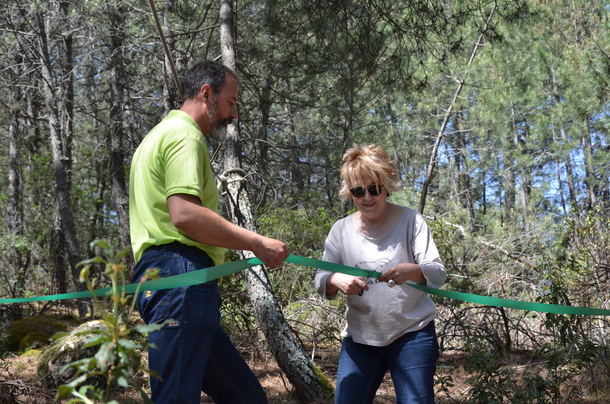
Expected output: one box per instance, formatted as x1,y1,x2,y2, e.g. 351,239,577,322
0,254,608,316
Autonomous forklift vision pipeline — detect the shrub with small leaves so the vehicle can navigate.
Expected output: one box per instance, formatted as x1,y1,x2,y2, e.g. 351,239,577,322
56,240,164,403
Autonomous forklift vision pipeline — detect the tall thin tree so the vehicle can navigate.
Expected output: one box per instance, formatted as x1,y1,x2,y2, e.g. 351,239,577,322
36,1,87,316
218,0,333,401
107,0,132,265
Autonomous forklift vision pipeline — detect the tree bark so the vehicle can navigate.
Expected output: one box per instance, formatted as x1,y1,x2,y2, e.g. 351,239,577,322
582,121,598,210
36,5,87,316
5,64,26,319
162,0,178,111
548,65,578,208
283,82,305,194
258,75,273,175
517,120,532,233
504,102,519,217
7,93,23,235
453,114,475,226
50,211,69,294
107,3,132,265
219,1,333,401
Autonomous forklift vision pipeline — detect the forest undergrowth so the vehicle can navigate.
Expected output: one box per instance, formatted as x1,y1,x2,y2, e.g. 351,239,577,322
0,341,608,403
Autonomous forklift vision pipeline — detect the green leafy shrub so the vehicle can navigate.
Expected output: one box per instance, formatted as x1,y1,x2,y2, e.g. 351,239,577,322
55,240,164,403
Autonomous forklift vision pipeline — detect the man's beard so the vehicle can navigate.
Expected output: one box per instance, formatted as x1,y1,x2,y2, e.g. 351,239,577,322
211,122,228,140
207,99,230,141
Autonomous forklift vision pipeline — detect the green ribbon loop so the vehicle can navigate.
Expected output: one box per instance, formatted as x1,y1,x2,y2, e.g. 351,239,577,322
0,254,608,316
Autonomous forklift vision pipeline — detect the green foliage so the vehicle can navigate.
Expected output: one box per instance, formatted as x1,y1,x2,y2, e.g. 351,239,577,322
532,209,609,399
257,207,337,257
283,297,344,348
463,341,581,403
56,240,162,403
466,347,516,403
258,207,337,305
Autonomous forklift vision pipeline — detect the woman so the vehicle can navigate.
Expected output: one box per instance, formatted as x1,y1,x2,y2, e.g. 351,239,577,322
314,144,446,404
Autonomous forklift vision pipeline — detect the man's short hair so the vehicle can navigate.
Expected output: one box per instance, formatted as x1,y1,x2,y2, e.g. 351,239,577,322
182,61,238,100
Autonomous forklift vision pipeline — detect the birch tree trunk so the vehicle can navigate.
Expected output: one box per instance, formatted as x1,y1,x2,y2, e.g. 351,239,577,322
219,1,333,401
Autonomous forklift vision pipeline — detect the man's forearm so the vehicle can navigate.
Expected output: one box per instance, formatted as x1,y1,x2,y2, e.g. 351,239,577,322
167,193,288,267
167,193,262,250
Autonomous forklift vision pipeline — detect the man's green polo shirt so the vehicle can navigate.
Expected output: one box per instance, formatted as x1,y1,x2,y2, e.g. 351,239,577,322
129,110,226,265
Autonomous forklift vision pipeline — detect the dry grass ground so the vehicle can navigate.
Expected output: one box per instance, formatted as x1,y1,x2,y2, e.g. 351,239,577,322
1,348,608,403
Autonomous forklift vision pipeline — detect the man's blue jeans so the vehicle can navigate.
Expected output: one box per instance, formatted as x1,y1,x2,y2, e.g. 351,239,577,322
335,321,439,404
132,242,267,404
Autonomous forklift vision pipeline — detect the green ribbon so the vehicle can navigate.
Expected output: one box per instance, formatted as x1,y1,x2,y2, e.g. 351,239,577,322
0,258,257,304
1,254,608,316
285,254,381,278
407,284,610,316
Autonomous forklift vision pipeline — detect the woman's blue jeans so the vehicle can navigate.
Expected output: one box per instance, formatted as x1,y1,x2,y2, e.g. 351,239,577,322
132,242,267,404
335,321,439,404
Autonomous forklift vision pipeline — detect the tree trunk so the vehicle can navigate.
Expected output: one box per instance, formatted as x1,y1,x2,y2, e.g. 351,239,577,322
341,68,355,152
257,74,273,207
36,6,87,316
454,116,475,226
5,74,26,320
504,102,520,219
7,97,23,235
219,1,333,401
258,75,273,175
83,52,108,247
548,65,578,208
582,121,598,210
283,82,305,194
384,101,403,175
50,211,69,294
162,0,178,111
107,3,132,265
518,121,532,233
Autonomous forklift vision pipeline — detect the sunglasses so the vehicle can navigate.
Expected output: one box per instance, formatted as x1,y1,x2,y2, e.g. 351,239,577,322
349,184,383,198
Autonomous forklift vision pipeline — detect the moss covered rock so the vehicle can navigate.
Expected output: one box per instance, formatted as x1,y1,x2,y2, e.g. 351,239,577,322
36,320,108,388
3,315,73,352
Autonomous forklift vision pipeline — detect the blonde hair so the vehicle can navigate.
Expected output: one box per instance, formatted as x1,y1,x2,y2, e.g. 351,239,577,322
339,144,400,200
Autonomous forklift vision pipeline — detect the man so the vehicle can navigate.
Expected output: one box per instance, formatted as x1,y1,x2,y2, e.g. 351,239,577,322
129,61,288,403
